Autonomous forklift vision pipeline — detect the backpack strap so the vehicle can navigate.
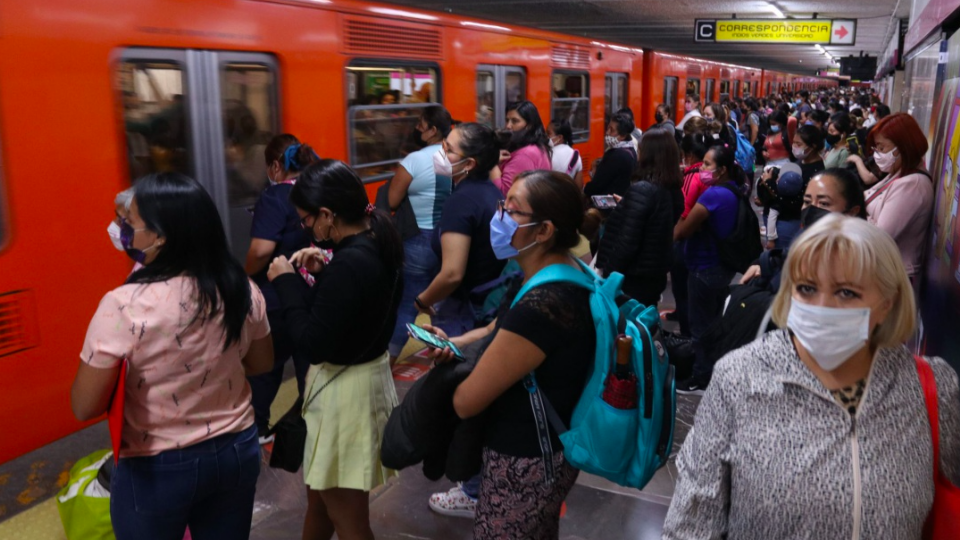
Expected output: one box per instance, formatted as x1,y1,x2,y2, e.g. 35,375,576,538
510,260,597,308
566,150,580,175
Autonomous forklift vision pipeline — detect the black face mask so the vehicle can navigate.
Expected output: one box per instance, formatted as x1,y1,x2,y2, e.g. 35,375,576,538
655,112,664,123
800,205,832,229
824,133,842,146
306,223,337,250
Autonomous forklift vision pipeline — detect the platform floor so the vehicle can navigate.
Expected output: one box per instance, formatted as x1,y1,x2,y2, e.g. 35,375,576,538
0,293,697,540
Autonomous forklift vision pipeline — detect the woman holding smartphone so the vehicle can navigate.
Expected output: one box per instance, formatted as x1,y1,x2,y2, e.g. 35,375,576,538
266,159,403,540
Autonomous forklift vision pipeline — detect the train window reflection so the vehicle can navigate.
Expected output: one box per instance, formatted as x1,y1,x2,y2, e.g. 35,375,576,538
617,76,628,111
552,71,590,143
118,61,190,181
686,78,700,102
347,64,440,182
477,70,495,126
733,80,741,99
705,79,715,104
664,77,678,121
221,63,278,208
719,80,730,102
505,70,526,105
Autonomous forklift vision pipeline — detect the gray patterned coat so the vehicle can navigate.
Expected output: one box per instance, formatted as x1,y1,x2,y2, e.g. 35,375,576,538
663,330,960,540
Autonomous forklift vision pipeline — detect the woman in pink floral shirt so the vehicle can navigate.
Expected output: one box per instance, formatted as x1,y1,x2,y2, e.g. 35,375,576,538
71,173,273,540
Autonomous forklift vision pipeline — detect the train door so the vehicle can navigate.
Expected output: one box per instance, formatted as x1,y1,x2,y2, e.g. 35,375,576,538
476,65,527,129
605,72,628,126
117,48,280,263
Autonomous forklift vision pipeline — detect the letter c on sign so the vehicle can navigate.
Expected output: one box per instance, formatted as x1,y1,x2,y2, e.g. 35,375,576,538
696,21,716,42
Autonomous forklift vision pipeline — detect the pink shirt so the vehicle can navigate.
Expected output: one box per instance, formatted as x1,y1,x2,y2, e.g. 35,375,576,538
865,171,933,276
682,163,708,219
496,144,552,196
80,277,270,457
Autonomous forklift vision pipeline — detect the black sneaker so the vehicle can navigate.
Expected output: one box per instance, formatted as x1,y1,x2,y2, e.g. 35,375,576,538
676,378,706,396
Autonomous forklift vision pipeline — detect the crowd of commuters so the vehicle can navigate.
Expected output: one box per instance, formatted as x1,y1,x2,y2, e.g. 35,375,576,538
69,86,958,540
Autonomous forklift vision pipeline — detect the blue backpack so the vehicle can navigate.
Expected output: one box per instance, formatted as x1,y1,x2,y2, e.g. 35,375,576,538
512,260,676,489
732,122,757,173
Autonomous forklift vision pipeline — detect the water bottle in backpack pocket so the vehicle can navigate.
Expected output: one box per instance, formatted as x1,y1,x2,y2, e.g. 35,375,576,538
513,261,676,489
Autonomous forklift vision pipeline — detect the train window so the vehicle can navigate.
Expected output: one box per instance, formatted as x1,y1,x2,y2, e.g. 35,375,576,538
477,70,495,126
346,63,440,182
664,77,678,120
719,80,730,102
742,80,751,97
505,70,526,105
733,81,741,99
705,79,715,104
221,62,278,209
686,78,700,100
552,71,590,143
118,60,191,181
604,73,628,127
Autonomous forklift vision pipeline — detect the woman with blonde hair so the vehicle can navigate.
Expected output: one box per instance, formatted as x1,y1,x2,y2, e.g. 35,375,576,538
664,215,959,539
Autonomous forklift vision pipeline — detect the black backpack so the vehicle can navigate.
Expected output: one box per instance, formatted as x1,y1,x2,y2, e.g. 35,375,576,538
711,183,763,273
700,283,776,368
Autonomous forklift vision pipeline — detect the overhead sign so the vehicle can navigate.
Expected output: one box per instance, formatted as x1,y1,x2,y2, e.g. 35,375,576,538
695,19,856,45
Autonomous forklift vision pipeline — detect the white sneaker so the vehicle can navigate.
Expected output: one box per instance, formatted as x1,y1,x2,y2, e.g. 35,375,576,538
428,484,477,518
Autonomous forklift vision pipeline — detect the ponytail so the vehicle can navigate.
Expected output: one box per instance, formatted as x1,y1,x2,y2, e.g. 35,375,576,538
284,143,320,173
367,209,404,273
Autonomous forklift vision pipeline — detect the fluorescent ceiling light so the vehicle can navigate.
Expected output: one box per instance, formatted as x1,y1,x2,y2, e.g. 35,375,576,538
368,7,439,20
461,21,511,31
766,2,785,18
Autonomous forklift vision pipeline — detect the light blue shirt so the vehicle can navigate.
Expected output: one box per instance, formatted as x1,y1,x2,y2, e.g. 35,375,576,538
400,143,450,230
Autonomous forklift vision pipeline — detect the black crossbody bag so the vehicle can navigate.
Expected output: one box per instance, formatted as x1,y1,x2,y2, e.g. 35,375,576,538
269,267,400,473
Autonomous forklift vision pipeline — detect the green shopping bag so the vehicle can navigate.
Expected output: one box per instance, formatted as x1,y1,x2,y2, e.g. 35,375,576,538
57,450,115,540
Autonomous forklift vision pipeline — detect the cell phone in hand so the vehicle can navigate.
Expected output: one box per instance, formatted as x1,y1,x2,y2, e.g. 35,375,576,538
591,195,618,210
406,323,465,359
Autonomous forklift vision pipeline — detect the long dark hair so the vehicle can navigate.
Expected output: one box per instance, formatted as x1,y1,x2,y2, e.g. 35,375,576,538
680,132,711,163
635,130,682,189
127,173,252,351
290,160,403,271
505,100,551,157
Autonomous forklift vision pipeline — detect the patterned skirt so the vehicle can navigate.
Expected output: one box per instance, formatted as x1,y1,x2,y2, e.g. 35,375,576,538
473,447,579,540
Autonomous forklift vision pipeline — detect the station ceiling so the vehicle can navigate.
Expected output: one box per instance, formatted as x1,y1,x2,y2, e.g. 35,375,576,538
379,0,908,74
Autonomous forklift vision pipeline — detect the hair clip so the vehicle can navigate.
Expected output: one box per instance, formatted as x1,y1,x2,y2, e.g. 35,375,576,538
365,203,376,216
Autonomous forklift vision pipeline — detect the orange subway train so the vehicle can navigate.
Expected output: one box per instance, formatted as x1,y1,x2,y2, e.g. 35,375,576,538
0,0,837,463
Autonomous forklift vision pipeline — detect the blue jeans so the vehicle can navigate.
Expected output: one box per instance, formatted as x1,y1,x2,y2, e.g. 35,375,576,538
687,265,735,384
775,219,801,249
248,310,311,432
110,424,260,540
389,230,440,357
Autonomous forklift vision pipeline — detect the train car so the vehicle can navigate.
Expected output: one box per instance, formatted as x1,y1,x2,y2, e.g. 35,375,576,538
640,52,762,128
0,0,653,464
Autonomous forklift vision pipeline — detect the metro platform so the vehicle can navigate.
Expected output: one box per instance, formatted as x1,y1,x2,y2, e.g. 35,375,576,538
0,300,698,540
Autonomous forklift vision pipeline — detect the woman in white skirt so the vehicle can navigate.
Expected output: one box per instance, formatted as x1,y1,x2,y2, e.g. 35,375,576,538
268,159,404,540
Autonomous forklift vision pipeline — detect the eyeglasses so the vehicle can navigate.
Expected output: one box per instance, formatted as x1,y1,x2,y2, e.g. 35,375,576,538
299,214,317,229
496,200,536,221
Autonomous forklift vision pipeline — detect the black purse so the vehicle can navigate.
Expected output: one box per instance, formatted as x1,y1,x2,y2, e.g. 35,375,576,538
268,366,348,473
267,268,401,473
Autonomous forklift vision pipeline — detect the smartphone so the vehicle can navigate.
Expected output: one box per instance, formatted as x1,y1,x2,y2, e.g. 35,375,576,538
591,195,618,210
406,323,466,359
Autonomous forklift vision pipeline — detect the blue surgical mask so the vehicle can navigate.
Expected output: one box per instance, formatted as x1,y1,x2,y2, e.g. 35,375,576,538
770,125,781,134
489,211,541,260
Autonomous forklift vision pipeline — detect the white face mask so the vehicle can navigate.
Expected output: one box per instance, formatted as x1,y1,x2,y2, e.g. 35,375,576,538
874,148,898,172
107,221,125,251
605,135,620,149
433,148,466,179
787,301,871,371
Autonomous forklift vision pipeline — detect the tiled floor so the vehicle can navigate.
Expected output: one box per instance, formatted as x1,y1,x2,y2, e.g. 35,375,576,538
0,296,700,540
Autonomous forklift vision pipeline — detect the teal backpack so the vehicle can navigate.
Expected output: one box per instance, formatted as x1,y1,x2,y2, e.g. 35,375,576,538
511,260,676,489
